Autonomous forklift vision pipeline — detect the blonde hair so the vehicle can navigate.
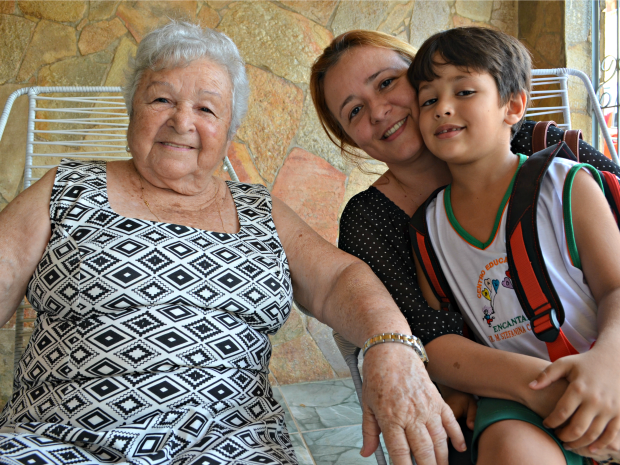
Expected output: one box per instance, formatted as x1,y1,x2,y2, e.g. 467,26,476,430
310,30,417,165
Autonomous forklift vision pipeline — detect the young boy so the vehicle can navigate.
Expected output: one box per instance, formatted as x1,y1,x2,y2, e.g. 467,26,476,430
409,27,620,465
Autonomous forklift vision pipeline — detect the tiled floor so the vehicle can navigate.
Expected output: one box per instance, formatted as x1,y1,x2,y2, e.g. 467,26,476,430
273,378,389,465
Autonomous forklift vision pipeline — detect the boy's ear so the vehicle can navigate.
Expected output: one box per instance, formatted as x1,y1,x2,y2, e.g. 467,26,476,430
504,90,528,126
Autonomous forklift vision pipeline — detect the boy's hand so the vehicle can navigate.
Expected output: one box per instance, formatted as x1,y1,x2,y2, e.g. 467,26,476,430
529,349,620,451
438,385,477,431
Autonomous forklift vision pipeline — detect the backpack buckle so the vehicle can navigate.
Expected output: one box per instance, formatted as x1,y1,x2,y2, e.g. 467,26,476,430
531,308,561,343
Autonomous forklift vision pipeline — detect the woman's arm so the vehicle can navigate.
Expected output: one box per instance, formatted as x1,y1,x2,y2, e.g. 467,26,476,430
0,168,55,327
272,195,465,465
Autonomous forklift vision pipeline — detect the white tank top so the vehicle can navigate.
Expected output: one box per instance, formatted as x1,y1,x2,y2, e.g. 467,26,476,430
426,154,598,360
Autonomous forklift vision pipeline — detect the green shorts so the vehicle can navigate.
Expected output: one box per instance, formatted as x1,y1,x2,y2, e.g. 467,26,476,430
472,398,585,465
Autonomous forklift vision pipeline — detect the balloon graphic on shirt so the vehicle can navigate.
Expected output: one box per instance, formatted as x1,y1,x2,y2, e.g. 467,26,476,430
482,288,491,301
502,270,513,289
492,279,499,293
484,278,492,291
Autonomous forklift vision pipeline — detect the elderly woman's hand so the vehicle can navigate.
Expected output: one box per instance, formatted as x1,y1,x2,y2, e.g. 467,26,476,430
361,344,466,465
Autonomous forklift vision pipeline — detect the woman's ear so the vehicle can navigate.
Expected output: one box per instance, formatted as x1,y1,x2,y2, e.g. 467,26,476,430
504,90,528,126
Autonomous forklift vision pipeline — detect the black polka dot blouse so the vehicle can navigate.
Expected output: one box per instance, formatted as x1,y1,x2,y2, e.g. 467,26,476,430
338,120,620,345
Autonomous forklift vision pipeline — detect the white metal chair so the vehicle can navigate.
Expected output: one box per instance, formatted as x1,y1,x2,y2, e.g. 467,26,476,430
528,68,618,164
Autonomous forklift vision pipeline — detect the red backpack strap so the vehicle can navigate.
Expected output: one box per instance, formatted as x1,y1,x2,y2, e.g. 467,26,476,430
532,121,557,153
409,187,457,312
563,129,583,161
601,171,620,227
505,142,577,350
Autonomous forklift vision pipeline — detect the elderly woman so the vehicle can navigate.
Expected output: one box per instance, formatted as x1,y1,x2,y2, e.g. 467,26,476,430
310,30,620,465
0,23,464,465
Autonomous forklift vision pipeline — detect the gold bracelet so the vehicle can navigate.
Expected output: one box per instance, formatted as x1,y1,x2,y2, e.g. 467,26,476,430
362,332,429,364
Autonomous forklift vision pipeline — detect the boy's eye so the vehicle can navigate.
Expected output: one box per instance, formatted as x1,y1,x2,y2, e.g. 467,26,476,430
421,98,437,107
380,78,393,89
349,106,361,121
457,90,476,96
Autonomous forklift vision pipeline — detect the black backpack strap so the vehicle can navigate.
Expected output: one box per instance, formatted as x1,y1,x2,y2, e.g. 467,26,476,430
505,142,577,344
409,186,457,312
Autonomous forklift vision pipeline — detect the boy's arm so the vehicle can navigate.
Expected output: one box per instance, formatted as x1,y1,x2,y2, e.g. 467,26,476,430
530,169,620,454
413,255,568,417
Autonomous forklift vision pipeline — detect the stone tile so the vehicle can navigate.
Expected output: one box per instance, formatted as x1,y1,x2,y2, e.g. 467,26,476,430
270,304,306,347
302,425,388,465
272,386,298,433
378,1,413,40
453,15,496,29
18,0,87,22
104,35,137,87
89,0,121,21
78,17,127,55
116,1,198,43
455,0,493,22
0,330,15,410
0,15,35,84
331,1,403,38
270,332,335,385
217,2,332,84
38,52,111,87
491,0,517,37
0,1,15,14
409,0,452,49
280,0,337,26
206,1,231,10
197,3,219,28
236,66,303,184
295,84,350,175
271,148,346,245
18,20,77,82
0,84,28,202
306,318,355,379
289,433,314,465
279,379,365,432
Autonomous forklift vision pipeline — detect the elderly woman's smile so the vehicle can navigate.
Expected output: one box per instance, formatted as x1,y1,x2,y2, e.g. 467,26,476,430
127,58,233,189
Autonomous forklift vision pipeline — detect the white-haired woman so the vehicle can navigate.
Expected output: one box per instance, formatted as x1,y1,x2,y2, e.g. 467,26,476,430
0,22,464,465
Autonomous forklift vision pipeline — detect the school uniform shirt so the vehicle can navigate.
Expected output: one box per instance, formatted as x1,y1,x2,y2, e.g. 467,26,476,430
425,154,598,360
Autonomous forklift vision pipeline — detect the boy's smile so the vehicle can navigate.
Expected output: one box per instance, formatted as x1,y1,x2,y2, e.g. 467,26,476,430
417,58,515,165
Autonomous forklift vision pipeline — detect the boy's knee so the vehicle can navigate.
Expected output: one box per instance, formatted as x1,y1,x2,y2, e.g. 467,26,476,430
476,420,566,465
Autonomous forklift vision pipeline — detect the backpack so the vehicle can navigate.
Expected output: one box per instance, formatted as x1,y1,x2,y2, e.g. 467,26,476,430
409,122,620,362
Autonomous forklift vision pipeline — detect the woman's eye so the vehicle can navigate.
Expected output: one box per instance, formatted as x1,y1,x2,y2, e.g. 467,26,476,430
457,90,476,96
154,97,169,104
421,98,437,107
201,107,213,114
349,106,361,121
380,78,393,89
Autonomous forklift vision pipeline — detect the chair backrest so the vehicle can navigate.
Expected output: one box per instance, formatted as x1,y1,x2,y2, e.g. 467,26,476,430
526,68,618,164
0,86,239,368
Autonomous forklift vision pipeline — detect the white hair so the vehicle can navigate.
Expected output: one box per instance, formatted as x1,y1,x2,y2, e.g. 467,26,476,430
123,21,250,139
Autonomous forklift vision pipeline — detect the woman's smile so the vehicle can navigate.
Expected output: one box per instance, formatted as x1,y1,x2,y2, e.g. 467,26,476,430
382,116,408,140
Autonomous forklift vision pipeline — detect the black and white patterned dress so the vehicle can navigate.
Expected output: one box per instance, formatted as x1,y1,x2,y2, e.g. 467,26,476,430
0,159,296,465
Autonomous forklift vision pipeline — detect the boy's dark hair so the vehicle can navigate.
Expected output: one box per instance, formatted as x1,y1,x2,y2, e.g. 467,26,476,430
409,27,532,137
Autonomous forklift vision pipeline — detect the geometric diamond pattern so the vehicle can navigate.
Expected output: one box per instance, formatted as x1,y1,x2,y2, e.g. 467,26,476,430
0,159,295,464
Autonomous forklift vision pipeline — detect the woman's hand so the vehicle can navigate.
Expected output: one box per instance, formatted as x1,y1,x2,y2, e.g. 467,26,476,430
530,348,620,453
437,385,477,431
361,344,466,465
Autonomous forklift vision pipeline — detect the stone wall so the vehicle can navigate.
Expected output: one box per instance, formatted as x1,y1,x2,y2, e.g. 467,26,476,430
2,0,591,407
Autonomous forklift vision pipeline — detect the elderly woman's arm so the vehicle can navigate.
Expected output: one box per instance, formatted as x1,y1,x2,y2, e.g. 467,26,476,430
271,196,466,465
0,169,54,328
